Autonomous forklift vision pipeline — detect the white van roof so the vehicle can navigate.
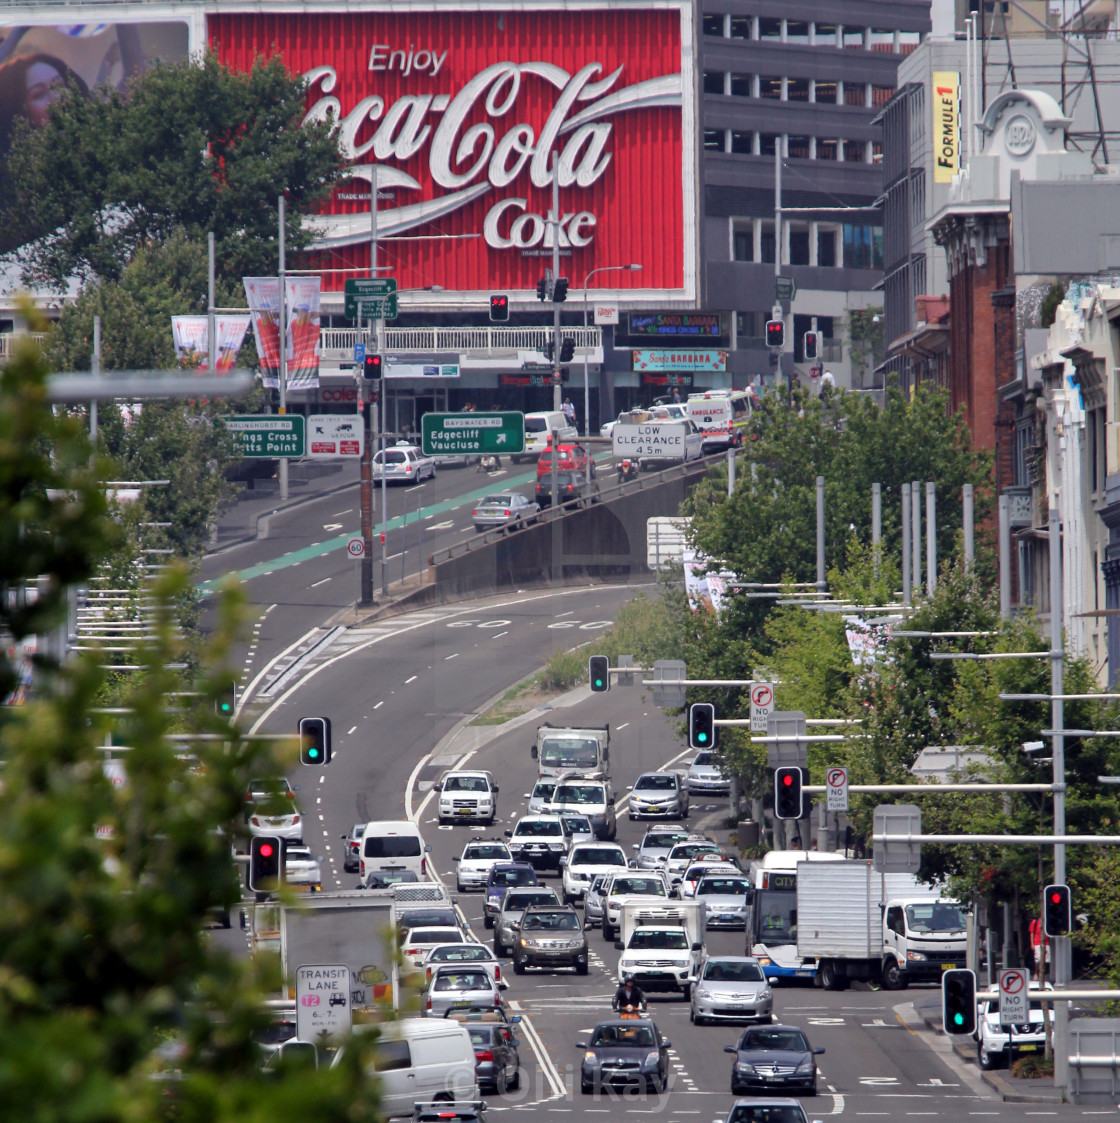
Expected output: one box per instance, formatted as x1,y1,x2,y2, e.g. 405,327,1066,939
362,820,423,835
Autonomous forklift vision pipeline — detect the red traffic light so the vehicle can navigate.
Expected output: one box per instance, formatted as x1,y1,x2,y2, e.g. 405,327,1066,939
489,294,509,321
781,773,793,787
258,842,274,857
363,353,383,380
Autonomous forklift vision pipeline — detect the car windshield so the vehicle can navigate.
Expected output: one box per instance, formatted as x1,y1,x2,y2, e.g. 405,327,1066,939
540,739,600,770
403,928,463,946
555,784,605,805
612,878,665,896
644,832,687,849
699,877,750,895
692,753,713,767
590,1025,656,1048
741,1028,810,1053
572,848,625,866
433,972,491,991
561,815,592,834
480,494,514,506
905,902,968,932
532,783,556,799
522,911,580,931
432,946,491,962
671,844,718,861
465,845,508,860
506,891,557,910
628,929,688,950
515,820,562,837
491,867,535,887
445,776,489,792
635,775,677,791
703,960,765,982
728,1106,807,1123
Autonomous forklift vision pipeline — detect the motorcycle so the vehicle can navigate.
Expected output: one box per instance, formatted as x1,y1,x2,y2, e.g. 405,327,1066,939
616,458,638,484
615,1003,647,1020
478,453,502,472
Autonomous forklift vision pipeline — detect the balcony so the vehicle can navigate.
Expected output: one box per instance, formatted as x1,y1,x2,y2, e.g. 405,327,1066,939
320,325,602,364
0,333,47,359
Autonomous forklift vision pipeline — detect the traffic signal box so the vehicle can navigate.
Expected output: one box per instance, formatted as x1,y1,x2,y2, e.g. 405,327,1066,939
774,766,803,819
363,353,383,380
688,703,716,749
216,686,237,718
941,968,977,1035
299,716,332,766
489,294,509,321
803,331,819,361
589,655,610,693
559,338,575,363
249,835,282,893
765,319,785,348
1043,883,1072,937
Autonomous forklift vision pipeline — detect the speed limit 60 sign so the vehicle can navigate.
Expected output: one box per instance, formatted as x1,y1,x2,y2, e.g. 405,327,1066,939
346,537,365,559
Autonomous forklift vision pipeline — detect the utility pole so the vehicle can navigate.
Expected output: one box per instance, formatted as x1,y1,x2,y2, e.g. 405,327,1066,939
549,160,562,523
278,195,288,502
373,165,389,599
207,232,216,373
774,136,789,405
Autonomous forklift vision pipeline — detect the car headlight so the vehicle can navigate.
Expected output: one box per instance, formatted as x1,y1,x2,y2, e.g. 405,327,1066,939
519,939,528,947
735,1062,755,1074
694,986,710,1000
795,1059,816,1075
644,1051,660,1067
584,1052,600,1065
907,950,928,961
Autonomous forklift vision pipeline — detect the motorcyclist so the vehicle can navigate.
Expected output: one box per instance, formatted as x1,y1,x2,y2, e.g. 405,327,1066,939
612,979,647,1012
617,458,637,484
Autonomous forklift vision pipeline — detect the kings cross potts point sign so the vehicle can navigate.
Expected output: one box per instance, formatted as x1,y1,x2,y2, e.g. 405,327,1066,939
208,2,696,303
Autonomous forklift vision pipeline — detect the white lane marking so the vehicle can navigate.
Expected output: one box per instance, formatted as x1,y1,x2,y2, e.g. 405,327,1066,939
332,509,353,517
404,754,432,821
373,701,383,709
617,722,630,730
518,1014,566,1097
445,653,459,661
238,618,315,710
555,611,574,618
405,675,418,684
311,577,332,588
490,631,509,640
428,520,454,530
347,725,357,735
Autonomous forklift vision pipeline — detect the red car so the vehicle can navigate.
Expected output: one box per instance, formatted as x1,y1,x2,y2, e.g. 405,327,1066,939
536,442,595,479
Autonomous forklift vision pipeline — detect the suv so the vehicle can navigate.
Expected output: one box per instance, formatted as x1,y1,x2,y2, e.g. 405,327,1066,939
483,863,539,928
512,905,588,975
453,839,511,893
551,775,617,840
437,770,498,825
372,442,436,484
628,772,689,820
561,841,628,905
976,983,1053,1069
632,827,691,871
505,815,568,872
494,886,560,957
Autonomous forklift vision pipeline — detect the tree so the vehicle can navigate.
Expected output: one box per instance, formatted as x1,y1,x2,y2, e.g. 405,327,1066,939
6,52,341,287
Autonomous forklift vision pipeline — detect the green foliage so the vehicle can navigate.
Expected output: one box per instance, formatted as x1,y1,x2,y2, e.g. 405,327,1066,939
6,52,341,287
848,306,885,379
540,648,588,692
1040,282,1065,328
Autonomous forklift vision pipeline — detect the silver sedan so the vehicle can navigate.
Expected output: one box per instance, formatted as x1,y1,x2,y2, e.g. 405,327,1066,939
472,492,540,533
690,956,773,1026
685,750,731,795
695,872,752,928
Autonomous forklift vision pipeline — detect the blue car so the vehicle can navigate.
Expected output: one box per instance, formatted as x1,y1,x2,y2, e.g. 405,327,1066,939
483,862,538,929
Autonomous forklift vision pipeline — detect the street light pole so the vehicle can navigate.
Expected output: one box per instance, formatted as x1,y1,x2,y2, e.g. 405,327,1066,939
582,263,642,439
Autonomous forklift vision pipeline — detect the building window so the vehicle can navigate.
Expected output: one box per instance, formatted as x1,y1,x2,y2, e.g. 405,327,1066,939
759,17,782,39
872,141,883,163
815,22,838,44
730,130,753,154
869,28,896,51
843,224,883,269
704,129,725,152
737,311,766,341
703,71,725,95
759,221,776,264
844,85,866,107
789,225,810,265
759,133,779,156
898,31,921,53
816,138,838,160
872,85,894,108
786,20,810,44
818,227,838,266
759,76,783,100
814,80,837,104
729,16,751,38
788,135,811,159
787,78,810,102
732,221,754,261
844,140,867,162
702,13,725,36
843,26,866,48
730,73,753,97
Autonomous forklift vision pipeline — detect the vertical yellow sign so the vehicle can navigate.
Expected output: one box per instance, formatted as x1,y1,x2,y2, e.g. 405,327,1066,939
933,72,960,183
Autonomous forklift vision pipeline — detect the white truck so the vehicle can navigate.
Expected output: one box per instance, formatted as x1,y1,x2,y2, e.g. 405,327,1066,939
615,899,705,999
531,722,610,779
795,859,967,991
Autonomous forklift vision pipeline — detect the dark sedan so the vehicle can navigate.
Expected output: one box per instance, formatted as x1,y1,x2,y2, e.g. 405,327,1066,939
577,1017,671,1094
724,1025,824,1096
535,470,599,509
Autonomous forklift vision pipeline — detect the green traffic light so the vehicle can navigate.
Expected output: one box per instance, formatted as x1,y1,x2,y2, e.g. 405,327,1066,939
308,747,320,760
594,678,603,688
698,732,708,743
953,1012,963,1026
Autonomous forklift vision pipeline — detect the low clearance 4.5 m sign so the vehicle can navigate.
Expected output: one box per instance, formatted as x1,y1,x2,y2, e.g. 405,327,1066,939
209,2,695,300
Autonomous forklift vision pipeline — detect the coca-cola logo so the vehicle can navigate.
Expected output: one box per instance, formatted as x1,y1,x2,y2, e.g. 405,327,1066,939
302,59,681,253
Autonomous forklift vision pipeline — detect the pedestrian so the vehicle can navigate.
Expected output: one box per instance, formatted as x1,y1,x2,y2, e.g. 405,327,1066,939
562,397,576,426
672,386,681,404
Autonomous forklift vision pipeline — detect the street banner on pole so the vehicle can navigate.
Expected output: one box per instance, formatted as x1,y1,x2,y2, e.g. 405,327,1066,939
243,277,282,388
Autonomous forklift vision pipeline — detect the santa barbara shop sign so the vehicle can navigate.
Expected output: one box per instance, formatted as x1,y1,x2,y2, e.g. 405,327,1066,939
210,5,692,293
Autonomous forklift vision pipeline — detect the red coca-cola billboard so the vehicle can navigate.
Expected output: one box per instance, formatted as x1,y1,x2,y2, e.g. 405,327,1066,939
207,2,695,302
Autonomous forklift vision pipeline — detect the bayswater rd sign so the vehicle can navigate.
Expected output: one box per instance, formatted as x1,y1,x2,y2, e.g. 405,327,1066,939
422,411,525,455
209,3,696,301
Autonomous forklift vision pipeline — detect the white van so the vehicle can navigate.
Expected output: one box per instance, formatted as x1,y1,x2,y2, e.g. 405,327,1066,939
359,820,431,882
515,410,578,463
335,1017,479,1117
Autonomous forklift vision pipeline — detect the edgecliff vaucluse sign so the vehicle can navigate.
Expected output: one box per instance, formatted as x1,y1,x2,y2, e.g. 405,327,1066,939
209,2,695,300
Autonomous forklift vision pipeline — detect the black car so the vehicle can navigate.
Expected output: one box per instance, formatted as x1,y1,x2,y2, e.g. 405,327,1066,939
577,1017,671,1094
720,1099,812,1123
443,1008,522,1094
724,1025,825,1096
534,470,599,509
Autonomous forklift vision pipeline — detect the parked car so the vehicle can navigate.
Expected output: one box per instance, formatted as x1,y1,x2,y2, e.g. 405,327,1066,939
512,905,589,975
494,886,560,958
372,442,436,484
725,1025,824,1096
423,964,501,1017
535,470,599,509
628,771,689,820
685,750,731,795
472,492,540,533
577,1017,671,1093
454,839,512,893
483,863,539,928
690,956,773,1025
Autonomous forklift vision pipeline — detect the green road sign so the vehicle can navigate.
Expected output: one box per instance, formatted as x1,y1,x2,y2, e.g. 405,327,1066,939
775,276,797,302
224,414,305,458
344,293,398,320
421,411,525,456
345,278,398,297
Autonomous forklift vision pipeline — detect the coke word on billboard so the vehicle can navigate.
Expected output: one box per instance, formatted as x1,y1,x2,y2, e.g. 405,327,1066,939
208,2,695,301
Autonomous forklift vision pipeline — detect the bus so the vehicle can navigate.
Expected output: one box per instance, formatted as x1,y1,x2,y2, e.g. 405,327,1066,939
685,389,753,451
746,850,846,982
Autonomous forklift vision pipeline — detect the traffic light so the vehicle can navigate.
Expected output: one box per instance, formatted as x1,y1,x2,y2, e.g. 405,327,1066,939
299,716,332,766
363,353,383,380
552,277,569,302
688,703,717,749
774,766,803,820
765,319,785,349
559,338,575,363
589,655,610,693
216,684,237,718
1043,883,1072,937
803,331,819,361
249,835,283,893
536,277,548,302
489,294,509,322
544,341,555,361
941,968,977,1035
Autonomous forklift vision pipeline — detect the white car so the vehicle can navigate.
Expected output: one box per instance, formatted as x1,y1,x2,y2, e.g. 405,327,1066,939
372,442,436,484
976,982,1053,1069
283,844,322,890
526,779,557,815
422,942,505,989
400,926,469,977
559,813,595,849
453,838,511,892
505,814,568,873
685,750,731,795
437,770,499,825
600,870,671,939
550,775,617,840
560,841,628,905
679,861,740,899
664,838,725,884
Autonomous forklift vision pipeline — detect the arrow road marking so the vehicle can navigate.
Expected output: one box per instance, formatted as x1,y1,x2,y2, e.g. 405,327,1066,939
427,520,454,531
323,523,344,531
